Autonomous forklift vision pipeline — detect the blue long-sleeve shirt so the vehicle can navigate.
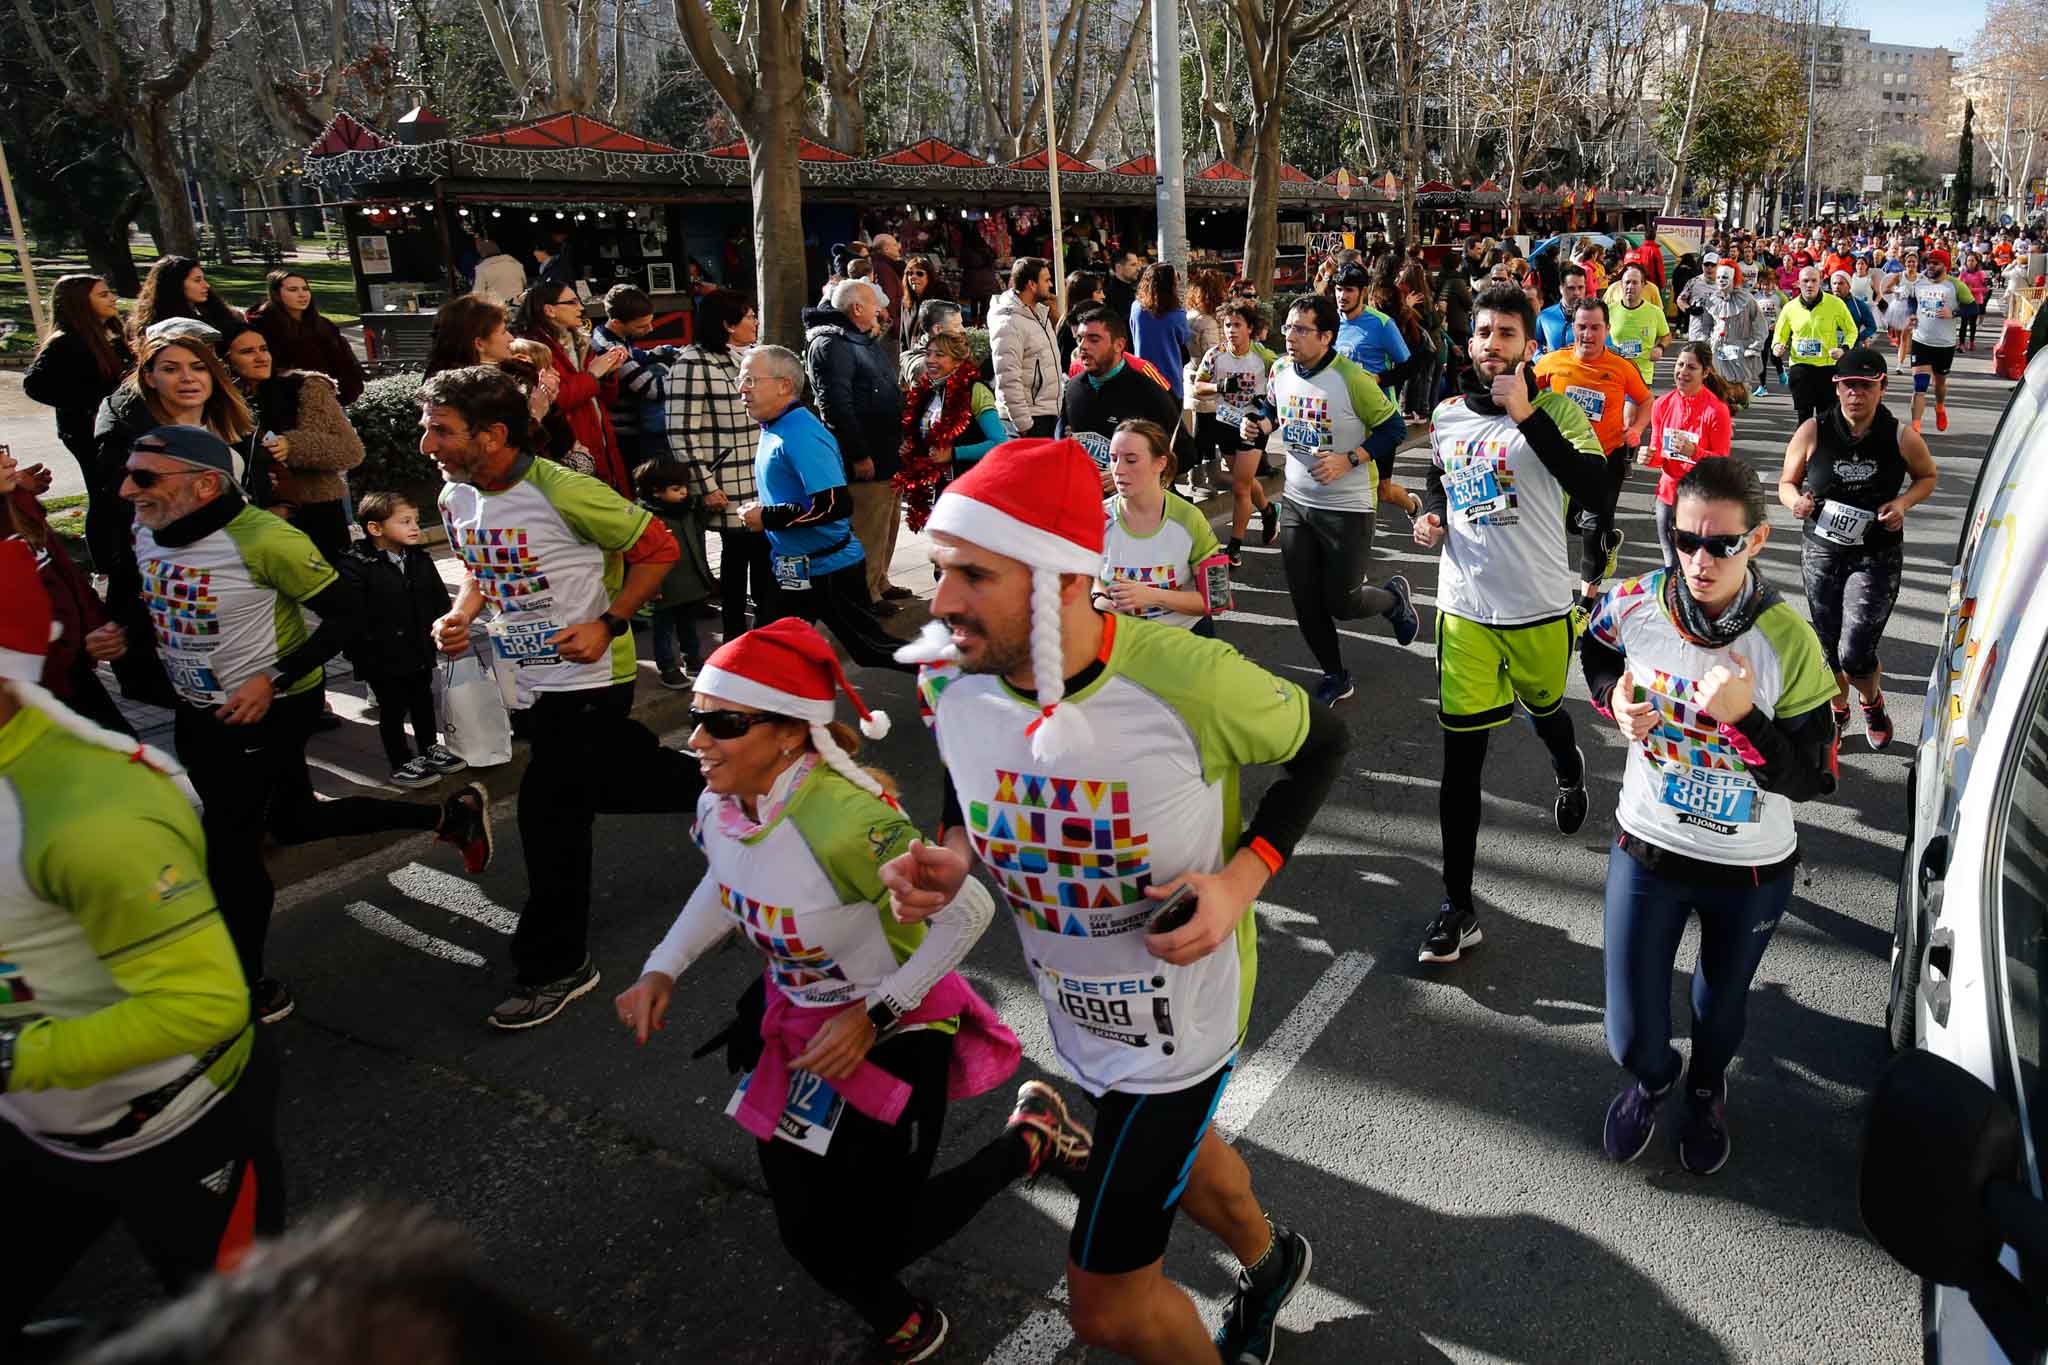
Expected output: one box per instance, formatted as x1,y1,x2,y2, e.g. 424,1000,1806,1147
1129,304,1191,399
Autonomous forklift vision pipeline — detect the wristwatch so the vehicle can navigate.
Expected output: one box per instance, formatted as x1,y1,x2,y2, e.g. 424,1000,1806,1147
865,995,901,1035
597,612,629,638
1345,448,1362,467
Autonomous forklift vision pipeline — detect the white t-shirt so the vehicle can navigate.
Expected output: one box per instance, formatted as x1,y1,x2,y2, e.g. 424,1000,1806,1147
1266,353,1399,514
1100,493,1222,630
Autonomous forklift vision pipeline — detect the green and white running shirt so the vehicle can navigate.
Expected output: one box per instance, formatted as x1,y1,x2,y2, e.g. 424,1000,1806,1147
1100,492,1222,631
133,506,336,707
920,614,1309,1096
1588,570,1838,864
1429,389,1603,626
440,457,653,694
1,707,252,1161
1265,353,1399,514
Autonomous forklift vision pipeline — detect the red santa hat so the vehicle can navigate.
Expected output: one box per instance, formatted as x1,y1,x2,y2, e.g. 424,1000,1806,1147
900,438,1104,761
695,617,892,797
0,541,53,684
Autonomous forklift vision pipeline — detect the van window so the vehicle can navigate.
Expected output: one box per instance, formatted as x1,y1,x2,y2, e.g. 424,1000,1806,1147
1999,663,2048,1187
1958,355,2048,565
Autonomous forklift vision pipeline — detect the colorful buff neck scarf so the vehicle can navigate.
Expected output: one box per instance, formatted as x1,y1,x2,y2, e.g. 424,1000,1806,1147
1663,561,1779,650
896,361,983,532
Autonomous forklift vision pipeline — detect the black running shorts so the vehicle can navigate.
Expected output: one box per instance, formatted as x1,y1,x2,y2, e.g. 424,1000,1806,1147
1068,1056,1236,1275
1911,341,1955,375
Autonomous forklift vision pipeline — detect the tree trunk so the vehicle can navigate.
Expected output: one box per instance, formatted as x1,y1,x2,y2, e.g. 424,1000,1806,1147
1241,110,1283,293
131,104,201,259
1662,0,1716,215
750,14,810,346
80,215,142,296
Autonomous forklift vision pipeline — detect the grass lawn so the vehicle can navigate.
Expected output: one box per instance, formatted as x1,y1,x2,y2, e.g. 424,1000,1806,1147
1,243,361,352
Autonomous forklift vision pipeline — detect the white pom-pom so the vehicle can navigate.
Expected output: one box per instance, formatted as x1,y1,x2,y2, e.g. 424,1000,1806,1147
892,619,961,666
1028,699,1095,763
859,709,892,740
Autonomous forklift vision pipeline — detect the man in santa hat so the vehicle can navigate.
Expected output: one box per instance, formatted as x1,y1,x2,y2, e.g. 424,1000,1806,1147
880,438,1350,1365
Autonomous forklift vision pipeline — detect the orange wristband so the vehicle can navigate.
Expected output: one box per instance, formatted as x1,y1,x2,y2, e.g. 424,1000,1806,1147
1246,837,1284,878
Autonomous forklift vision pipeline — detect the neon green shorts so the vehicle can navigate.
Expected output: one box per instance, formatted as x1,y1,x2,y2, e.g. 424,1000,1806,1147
1436,612,1574,731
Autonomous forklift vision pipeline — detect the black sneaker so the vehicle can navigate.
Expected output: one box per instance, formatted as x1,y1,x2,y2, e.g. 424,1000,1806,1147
1214,1228,1313,1365
390,756,438,789
1603,1078,1669,1163
436,781,493,875
253,975,295,1024
1383,574,1419,647
1006,1079,1093,1180
1554,745,1589,835
1313,671,1355,707
1227,538,1244,569
1601,527,1626,583
1259,501,1279,545
1862,697,1894,751
488,957,601,1030
1418,902,1481,964
423,743,468,775
1677,1076,1732,1175
881,1301,948,1362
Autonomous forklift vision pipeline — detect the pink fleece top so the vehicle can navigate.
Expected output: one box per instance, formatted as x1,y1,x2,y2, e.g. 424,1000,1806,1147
1646,385,1733,505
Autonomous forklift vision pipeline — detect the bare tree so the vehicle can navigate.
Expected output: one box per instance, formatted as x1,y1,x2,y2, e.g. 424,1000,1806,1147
476,0,615,114
1661,0,1716,213
813,0,879,153
12,0,217,258
1220,0,1347,289
1183,0,1241,164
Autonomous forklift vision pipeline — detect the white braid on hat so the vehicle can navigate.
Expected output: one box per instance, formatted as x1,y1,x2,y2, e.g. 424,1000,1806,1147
1025,568,1093,762
2,680,202,811
809,722,886,799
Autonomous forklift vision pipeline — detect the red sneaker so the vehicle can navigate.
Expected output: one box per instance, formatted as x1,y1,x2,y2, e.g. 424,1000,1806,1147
1935,403,1948,432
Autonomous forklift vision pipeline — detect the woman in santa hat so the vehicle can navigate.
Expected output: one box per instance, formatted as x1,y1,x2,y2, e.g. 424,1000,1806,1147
612,617,1092,1362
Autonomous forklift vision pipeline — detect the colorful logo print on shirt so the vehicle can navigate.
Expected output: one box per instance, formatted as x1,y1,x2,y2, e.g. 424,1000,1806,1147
967,769,1154,938
138,559,219,637
1100,563,1184,618
0,957,36,1005
456,527,552,603
720,885,848,993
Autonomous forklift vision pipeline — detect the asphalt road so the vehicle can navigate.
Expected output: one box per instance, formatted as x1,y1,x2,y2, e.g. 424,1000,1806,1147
50,333,2014,1363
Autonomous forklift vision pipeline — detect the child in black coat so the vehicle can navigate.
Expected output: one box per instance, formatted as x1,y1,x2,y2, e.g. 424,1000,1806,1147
634,460,714,689
340,492,466,787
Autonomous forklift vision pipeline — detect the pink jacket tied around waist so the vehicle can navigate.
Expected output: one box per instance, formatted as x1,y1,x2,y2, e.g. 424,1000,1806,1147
732,971,1021,1141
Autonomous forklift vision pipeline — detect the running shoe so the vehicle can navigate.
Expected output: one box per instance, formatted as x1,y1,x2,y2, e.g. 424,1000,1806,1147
1911,415,1923,434
1214,1228,1313,1365
1006,1079,1093,1180
1678,1076,1732,1175
1830,703,1851,739
1751,382,1768,398
1313,671,1355,707
658,665,693,690
436,781,494,874
1601,528,1626,584
253,975,295,1025
1862,697,1894,751
488,956,600,1030
423,744,468,775
1603,1079,1668,1163
1936,402,1949,432
1418,902,1481,964
1383,574,1420,648
390,756,438,789
1227,538,1244,570
1260,501,1279,545
1555,745,1589,835
883,1301,949,1362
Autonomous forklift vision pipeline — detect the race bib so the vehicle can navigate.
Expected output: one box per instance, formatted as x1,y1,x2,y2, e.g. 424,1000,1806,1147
1660,767,1760,825
1280,418,1323,454
1719,343,1746,361
1918,287,1945,312
1793,337,1823,358
490,618,564,667
772,553,813,591
1564,385,1607,423
1444,460,1507,522
1073,429,1113,470
162,651,224,706
1042,966,1174,1053
726,1067,844,1154
1216,400,1245,428
1661,428,1697,459
1814,499,1877,546
1617,338,1644,358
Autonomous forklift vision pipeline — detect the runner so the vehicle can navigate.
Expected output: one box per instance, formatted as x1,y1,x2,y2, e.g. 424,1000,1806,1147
1414,284,1609,964
1532,264,1587,358
1883,250,1921,374
421,366,701,1031
1097,420,1228,636
1769,267,1857,428
614,618,1083,1362
1642,341,1736,567
1686,263,1764,409
1331,262,1413,386
1903,249,1971,434
1189,300,1278,566
1582,457,1840,1174
884,437,1348,1365
1774,347,1938,751
0,542,283,1339
123,426,488,1024
1058,306,1182,493
1606,264,1671,386
1240,293,1421,707
1533,296,1651,612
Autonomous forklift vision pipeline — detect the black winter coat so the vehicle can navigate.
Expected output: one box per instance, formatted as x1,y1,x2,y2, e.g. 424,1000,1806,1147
23,330,131,468
336,541,452,679
801,306,904,479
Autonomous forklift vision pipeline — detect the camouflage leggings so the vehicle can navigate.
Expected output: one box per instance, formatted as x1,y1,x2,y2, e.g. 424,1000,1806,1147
1800,538,1904,678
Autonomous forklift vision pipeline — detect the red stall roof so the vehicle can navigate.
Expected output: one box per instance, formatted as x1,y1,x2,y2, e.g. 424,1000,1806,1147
1279,164,1312,183
307,111,389,156
1417,179,1458,194
1108,154,1157,176
1009,147,1100,173
464,113,680,154
1193,160,1251,181
703,136,856,162
877,138,992,168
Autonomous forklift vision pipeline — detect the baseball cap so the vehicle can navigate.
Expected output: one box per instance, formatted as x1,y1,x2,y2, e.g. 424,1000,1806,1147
143,316,224,352
130,425,241,486
1833,348,1888,381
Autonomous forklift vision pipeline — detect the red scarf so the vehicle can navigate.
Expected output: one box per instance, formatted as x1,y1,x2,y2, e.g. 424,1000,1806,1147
896,361,982,531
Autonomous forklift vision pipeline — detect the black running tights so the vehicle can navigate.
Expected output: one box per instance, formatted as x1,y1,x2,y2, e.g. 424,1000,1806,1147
1440,711,1583,910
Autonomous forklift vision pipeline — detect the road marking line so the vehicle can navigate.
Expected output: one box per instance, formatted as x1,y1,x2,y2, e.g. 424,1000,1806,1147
982,949,1374,1365
1220,608,1438,656
388,862,520,934
344,902,487,966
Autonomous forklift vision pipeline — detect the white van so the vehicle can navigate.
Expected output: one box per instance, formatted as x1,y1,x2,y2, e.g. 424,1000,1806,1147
1862,344,2048,1361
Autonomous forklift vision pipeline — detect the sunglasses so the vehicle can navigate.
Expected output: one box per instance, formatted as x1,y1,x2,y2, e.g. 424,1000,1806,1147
1671,528,1756,560
123,465,207,488
689,708,783,740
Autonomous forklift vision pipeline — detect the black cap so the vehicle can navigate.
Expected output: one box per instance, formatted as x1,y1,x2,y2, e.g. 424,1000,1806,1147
132,425,241,485
1834,347,1888,381
1333,263,1370,287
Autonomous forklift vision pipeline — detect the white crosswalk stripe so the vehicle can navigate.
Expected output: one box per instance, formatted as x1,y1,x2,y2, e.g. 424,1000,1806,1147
343,902,488,967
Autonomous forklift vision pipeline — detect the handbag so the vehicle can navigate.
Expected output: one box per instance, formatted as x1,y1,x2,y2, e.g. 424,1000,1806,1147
440,651,513,767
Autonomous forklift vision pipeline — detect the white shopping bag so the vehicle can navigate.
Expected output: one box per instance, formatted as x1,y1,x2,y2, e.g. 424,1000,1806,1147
441,652,513,767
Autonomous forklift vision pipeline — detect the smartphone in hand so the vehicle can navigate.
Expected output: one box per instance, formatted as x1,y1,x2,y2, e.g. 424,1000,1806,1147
1148,884,1200,935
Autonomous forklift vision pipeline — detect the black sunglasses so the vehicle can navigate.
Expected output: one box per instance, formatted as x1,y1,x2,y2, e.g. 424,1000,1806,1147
689,708,783,740
123,466,206,488
1671,528,1755,560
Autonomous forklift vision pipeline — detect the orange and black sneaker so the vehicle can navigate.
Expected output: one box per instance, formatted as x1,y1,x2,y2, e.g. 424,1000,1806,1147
1007,1079,1093,1181
435,781,493,874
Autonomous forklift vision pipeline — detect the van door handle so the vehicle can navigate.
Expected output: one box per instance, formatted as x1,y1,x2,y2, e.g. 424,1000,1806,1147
1924,925,1955,1028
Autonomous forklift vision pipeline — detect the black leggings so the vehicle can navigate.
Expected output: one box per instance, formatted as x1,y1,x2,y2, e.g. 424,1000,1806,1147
757,1029,1030,1333
1789,363,1837,427
1277,499,1397,677
780,560,916,674
1567,446,1634,582
717,527,783,643
1440,713,1583,910
1800,538,1904,679
367,669,438,766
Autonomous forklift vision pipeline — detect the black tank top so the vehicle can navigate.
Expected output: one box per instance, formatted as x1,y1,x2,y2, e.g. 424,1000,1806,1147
1803,404,1908,551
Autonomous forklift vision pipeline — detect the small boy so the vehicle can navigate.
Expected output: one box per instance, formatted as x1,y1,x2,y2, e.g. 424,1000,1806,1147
507,338,597,477
341,492,467,788
633,460,712,689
